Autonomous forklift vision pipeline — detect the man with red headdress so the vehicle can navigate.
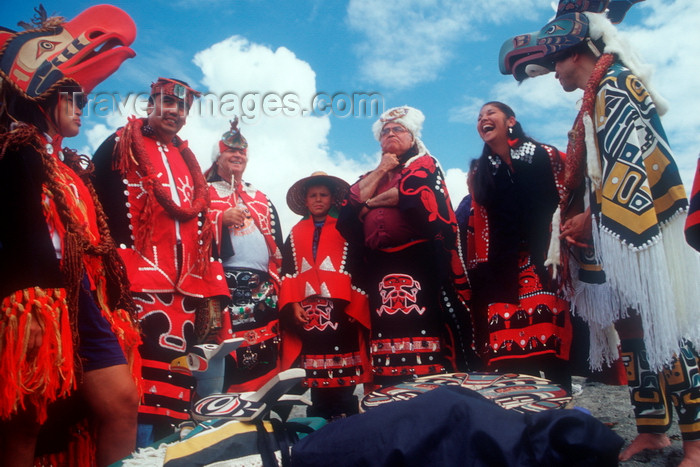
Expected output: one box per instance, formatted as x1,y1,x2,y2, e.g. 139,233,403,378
0,5,140,466
93,78,230,446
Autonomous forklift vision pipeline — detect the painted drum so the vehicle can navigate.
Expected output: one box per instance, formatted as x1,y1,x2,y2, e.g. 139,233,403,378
360,372,572,414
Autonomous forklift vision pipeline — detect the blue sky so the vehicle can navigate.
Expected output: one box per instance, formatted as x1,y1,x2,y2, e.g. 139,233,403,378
3,0,698,234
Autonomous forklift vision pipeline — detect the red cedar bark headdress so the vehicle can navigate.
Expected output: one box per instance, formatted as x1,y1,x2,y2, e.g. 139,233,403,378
150,77,201,109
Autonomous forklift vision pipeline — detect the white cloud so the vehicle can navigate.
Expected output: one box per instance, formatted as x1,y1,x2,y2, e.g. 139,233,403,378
448,96,486,126
492,76,579,112
80,26,483,236
346,0,546,89
444,167,469,209
183,35,379,235
194,36,318,105
82,35,381,237
85,123,114,152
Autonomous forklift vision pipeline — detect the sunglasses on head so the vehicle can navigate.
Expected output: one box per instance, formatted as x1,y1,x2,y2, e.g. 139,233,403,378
59,90,87,109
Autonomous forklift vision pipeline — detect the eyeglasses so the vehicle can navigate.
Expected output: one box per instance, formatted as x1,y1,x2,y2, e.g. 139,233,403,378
154,77,200,96
380,126,408,137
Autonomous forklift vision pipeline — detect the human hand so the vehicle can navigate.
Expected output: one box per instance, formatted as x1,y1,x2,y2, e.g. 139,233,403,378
560,211,592,248
293,303,309,326
222,207,246,228
377,152,400,172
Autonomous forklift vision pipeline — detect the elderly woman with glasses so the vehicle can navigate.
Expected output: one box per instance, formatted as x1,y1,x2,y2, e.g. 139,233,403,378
337,106,475,387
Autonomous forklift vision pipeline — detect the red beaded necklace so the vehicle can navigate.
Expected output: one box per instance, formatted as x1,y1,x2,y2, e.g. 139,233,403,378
114,117,214,274
562,53,615,200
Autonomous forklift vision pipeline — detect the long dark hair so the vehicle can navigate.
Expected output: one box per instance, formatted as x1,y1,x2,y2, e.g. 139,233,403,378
471,101,528,205
0,80,137,325
0,82,81,134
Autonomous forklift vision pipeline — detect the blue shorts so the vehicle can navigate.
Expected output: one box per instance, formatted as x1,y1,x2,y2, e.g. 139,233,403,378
77,275,127,372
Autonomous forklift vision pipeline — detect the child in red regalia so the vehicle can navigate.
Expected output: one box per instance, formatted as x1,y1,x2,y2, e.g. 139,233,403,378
279,172,371,419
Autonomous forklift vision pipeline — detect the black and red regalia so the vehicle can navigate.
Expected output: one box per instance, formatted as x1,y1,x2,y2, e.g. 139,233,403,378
279,214,371,411
93,117,229,433
338,149,475,386
208,177,284,393
466,140,572,389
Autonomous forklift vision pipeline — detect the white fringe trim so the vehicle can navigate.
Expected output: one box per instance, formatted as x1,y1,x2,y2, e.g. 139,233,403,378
659,212,700,343
583,213,700,371
569,257,624,370
121,444,169,467
544,207,561,279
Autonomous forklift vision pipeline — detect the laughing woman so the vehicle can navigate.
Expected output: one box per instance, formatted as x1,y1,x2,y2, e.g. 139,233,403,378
466,101,573,392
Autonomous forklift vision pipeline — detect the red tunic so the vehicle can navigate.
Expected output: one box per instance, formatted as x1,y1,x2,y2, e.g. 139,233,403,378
209,179,282,287
116,133,228,297
209,179,284,393
92,121,227,427
279,216,371,387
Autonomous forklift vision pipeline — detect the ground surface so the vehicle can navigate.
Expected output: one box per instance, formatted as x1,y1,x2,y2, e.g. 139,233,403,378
570,376,684,466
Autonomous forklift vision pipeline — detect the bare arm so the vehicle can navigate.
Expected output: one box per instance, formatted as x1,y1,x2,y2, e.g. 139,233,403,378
366,187,398,208
358,153,401,220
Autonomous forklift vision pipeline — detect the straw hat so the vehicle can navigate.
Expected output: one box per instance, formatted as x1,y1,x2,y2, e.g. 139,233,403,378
286,171,350,216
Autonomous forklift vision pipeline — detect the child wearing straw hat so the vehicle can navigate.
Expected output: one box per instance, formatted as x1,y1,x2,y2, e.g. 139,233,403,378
279,172,371,419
